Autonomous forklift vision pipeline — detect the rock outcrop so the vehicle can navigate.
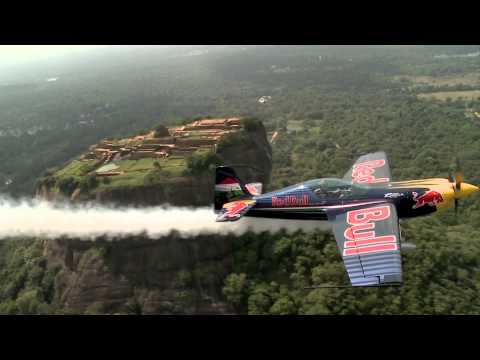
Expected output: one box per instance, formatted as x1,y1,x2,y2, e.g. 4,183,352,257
37,118,272,207
37,118,272,314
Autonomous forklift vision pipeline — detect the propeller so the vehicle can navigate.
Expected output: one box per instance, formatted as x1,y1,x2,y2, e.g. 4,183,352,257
448,157,479,216
450,157,464,215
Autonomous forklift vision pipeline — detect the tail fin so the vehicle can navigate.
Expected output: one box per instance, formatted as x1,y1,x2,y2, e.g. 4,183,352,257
215,166,251,212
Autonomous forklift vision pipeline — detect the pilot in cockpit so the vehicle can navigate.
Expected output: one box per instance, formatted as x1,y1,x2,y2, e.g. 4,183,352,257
312,179,352,199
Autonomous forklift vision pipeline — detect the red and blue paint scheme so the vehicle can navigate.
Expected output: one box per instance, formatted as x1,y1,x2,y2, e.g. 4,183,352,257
214,152,479,287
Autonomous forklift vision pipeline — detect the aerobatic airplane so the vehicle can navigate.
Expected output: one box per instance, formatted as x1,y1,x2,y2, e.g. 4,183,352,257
214,152,479,287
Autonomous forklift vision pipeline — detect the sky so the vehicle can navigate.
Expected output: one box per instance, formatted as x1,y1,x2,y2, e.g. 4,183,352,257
0,45,187,70
0,45,112,67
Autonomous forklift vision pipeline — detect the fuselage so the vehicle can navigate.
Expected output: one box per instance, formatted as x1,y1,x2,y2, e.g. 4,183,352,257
245,177,477,221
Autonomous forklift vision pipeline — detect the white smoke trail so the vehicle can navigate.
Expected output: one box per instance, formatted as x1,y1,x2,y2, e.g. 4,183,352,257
0,197,331,240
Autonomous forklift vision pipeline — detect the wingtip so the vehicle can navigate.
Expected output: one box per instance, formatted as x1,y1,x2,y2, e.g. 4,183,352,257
216,215,227,222
216,213,242,222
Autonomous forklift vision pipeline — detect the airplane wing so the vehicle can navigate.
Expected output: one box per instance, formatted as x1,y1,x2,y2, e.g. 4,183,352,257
327,203,403,286
216,199,256,222
344,151,392,185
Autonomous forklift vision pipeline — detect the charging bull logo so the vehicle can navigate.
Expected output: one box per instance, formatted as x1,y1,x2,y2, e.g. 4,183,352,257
412,190,444,209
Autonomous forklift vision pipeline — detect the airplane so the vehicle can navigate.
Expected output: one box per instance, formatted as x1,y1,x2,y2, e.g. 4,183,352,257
214,152,479,287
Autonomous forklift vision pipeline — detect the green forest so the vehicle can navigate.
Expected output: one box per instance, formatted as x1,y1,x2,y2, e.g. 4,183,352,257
1,45,480,314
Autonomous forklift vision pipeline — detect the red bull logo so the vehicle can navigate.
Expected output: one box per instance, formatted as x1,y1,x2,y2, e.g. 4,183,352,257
343,205,398,256
412,190,444,209
272,195,310,207
352,159,390,184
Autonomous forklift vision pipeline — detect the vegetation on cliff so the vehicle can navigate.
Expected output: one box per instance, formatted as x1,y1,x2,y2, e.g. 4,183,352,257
0,239,58,314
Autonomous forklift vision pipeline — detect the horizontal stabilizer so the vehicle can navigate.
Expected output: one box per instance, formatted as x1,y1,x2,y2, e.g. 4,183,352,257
245,182,263,196
216,199,256,222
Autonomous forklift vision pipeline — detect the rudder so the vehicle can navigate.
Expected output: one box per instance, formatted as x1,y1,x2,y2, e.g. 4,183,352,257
215,166,251,212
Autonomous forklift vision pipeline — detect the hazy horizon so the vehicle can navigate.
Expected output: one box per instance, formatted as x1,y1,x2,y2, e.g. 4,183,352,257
0,45,115,66
0,45,190,70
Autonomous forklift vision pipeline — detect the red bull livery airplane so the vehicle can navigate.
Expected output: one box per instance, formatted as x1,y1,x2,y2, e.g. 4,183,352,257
214,152,479,287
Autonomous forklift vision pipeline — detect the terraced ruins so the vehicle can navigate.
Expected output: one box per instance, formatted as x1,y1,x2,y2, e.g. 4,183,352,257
36,117,272,206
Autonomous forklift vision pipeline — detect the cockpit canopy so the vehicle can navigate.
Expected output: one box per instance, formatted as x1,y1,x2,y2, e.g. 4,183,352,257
303,178,372,199
259,177,372,200
304,178,352,190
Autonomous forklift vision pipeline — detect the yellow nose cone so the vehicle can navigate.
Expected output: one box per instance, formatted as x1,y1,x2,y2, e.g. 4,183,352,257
456,182,480,199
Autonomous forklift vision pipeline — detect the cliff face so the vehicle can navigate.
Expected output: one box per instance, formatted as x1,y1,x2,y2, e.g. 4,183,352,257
37,119,272,314
45,235,234,314
217,124,272,188
93,177,210,207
